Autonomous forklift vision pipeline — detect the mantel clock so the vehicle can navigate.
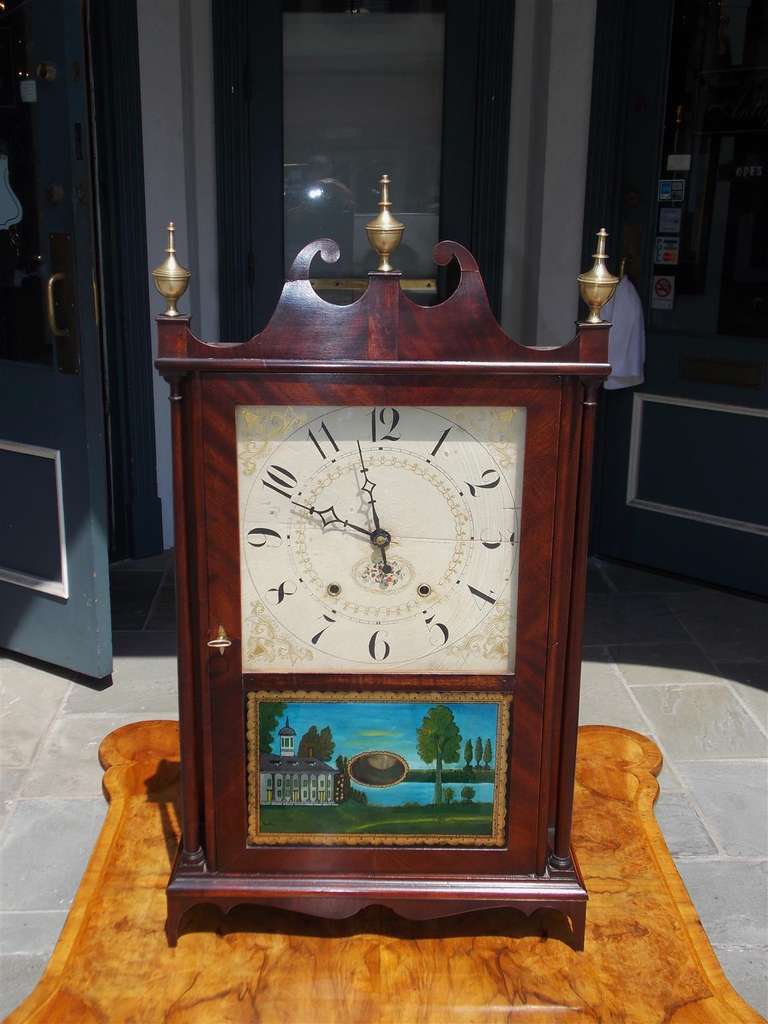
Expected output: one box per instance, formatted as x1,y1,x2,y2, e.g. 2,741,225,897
153,180,617,947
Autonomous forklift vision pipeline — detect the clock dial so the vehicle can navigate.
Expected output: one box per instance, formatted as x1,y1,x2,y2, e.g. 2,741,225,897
237,406,525,674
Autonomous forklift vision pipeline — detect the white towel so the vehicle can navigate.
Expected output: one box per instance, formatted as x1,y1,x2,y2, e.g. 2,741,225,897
601,276,646,390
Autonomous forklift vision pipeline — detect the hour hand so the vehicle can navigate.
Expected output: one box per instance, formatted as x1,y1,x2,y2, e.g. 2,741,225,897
291,500,371,537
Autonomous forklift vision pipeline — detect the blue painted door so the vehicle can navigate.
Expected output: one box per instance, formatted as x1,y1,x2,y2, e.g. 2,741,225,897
0,0,112,676
594,0,768,596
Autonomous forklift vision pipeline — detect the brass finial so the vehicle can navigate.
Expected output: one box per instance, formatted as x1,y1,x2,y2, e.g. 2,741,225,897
578,228,619,323
151,222,191,317
365,174,404,272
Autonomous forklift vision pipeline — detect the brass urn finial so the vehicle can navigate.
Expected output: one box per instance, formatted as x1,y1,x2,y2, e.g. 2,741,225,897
365,174,404,273
152,221,191,317
578,228,619,324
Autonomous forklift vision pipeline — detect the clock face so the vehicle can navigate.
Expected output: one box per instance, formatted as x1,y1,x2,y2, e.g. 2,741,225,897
237,405,525,674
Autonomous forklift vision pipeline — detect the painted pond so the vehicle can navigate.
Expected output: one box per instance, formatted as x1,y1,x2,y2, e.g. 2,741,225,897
358,781,495,806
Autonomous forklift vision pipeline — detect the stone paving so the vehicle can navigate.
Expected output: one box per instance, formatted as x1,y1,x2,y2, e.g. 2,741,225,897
0,555,766,1018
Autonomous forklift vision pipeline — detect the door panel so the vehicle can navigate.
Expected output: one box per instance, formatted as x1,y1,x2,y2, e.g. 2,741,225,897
592,0,768,596
0,0,111,676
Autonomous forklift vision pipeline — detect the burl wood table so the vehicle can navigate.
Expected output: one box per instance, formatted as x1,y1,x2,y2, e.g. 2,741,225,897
5,722,764,1024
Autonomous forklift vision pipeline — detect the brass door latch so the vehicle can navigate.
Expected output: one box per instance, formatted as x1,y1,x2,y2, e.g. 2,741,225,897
206,625,232,655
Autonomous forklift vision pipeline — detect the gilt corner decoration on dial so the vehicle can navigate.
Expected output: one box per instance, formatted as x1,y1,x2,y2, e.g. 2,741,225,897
237,404,526,675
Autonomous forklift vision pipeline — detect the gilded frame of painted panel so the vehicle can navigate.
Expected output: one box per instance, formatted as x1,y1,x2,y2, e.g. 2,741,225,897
246,690,511,847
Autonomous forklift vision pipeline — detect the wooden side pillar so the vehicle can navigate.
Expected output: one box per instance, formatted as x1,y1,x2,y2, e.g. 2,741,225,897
550,375,602,869
537,377,582,875
160,315,204,866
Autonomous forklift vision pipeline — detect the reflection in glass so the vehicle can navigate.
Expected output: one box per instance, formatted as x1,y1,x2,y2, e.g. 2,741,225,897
0,5,50,364
283,3,445,302
652,0,767,339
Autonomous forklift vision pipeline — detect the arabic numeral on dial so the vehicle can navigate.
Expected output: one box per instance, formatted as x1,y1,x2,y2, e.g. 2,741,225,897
480,531,502,550
311,613,336,646
479,530,515,550
430,426,452,456
423,612,450,647
371,407,400,442
246,527,282,548
267,580,297,605
368,630,391,661
307,421,339,460
261,464,297,499
465,469,500,497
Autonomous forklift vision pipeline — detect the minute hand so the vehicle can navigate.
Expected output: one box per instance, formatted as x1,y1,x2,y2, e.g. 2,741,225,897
357,441,382,530
291,500,371,537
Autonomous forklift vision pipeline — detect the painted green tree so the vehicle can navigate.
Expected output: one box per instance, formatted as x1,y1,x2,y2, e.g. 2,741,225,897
483,738,493,768
298,725,334,761
335,755,351,802
475,737,483,767
444,787,455,805
461,785,476,804
464,739,473,768
259,701,287,754
416,705,461,804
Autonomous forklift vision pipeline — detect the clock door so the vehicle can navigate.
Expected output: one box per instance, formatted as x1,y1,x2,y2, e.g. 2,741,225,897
200,373,564,878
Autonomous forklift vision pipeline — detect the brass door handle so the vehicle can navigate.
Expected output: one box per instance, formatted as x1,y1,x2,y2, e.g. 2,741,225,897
46,272,70,337
207,625,232,655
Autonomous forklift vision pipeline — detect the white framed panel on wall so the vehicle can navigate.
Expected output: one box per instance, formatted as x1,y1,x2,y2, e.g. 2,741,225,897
0,439,69,598
626,393,768,538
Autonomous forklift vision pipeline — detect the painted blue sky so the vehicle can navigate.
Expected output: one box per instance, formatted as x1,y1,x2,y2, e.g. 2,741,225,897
265,700,498,768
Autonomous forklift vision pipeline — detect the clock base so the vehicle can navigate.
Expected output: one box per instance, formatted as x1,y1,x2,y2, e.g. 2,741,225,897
165,852,587,949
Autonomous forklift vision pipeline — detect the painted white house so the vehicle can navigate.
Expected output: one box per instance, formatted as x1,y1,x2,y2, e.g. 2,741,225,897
259,719,339,807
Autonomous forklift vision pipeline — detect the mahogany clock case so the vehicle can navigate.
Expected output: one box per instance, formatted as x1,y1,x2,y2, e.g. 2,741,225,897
155,239,610,944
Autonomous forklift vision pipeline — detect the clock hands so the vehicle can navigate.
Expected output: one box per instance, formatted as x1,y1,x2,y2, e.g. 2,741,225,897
291,445,394,576
290,500,371,537
356,441,392,573
356,441,381,531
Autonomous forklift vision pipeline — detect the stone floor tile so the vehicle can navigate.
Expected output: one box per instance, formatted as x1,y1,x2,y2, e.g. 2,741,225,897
583,594,689,647
676,761,768,858
578,658,649,733
653,791,717,857
664,590,768,663
609,642,720,689
20,714,175,799
712,945,768,1019
716,662,768,732
631,683,768,760
0,799,105,911
585,562,613,594
578,654,682,791
582,644,611,663
594,560,704,595
0,768,25,832
65,658,178,716
677,860,768,948
0,954,46,1019
0,910,67,955
144,585,176,631
0,659,70,768
655,754,684,793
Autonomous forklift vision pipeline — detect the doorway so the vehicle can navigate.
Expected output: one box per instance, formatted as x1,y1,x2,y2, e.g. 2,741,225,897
0,0,161,677
212,0,514,340
588,0,768,596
